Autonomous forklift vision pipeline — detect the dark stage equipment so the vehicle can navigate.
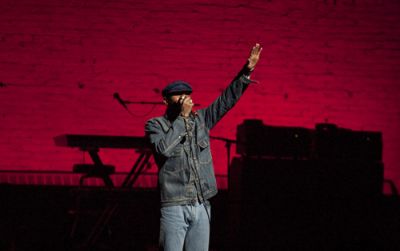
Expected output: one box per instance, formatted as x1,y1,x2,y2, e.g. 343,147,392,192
236,119,382,161
229,119,387,250
54,134,152,250
54,134,151,187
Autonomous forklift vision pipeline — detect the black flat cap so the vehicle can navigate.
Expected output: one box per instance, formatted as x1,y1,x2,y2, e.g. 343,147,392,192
162,80,192,97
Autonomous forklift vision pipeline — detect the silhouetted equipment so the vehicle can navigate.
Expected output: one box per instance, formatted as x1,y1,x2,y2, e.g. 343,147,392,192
54,134,152,249
54,134,151,187
237,120,313,158
54,134,149,150
236,119,382,161
228,158,385,250
230,119,385,250
314,123,382,160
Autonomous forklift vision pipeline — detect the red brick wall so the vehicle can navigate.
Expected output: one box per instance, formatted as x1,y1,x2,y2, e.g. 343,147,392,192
1,0,399,189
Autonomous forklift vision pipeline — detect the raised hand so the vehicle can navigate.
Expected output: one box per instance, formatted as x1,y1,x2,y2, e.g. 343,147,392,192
247,43,262,70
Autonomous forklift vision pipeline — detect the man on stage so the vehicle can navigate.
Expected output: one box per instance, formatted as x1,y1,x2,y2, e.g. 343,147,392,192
145,43,262,251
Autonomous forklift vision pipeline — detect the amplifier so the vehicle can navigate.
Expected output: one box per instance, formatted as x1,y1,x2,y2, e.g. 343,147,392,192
236,119,312,158
236,120,382,161
315,123,382,160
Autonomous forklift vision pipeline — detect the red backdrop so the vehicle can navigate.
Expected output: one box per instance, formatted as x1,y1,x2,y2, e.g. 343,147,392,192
0,0,399,190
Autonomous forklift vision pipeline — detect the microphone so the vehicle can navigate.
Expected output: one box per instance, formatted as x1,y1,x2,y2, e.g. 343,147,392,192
178,95,198,117
113,92,128,110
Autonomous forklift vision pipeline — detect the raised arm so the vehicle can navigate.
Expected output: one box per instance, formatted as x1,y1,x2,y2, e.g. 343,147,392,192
201,43,263,129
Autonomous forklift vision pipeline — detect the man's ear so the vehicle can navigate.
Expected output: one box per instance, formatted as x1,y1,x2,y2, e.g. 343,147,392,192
163,97,169,106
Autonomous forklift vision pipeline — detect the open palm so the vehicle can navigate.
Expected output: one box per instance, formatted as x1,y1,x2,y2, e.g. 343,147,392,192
248,43,262,70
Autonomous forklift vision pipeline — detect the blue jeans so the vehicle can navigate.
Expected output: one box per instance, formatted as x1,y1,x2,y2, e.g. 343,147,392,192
159,201,211,251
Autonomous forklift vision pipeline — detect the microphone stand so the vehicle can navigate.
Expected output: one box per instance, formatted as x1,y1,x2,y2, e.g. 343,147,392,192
113,92,203,120
210,136,237,171
123,101,165,105
210,136,236,190
113,92,166,117
124,100,201,106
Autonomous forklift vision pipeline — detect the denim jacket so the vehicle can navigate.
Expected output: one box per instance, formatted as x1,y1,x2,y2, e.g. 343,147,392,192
145,66,253,207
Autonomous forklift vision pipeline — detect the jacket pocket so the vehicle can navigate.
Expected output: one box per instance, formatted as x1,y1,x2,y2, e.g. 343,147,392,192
198,138,212,164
